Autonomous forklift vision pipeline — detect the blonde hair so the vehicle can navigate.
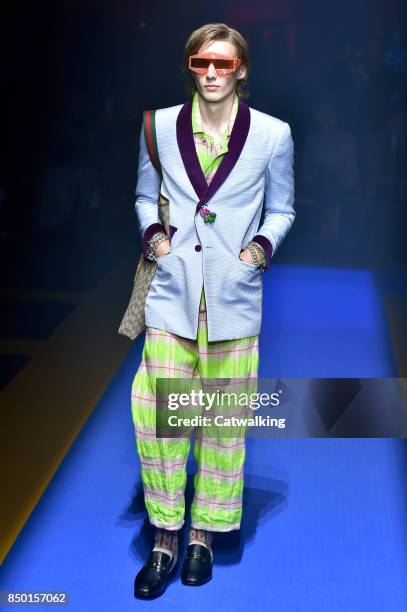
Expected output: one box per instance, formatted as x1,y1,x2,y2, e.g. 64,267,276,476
182,23,250,100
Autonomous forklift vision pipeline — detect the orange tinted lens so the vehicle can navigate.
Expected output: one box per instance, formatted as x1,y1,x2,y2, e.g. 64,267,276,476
190,57,211,69
212,59,235,69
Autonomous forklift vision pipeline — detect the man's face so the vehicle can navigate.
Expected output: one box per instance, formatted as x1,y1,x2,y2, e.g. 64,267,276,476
190,39,246,103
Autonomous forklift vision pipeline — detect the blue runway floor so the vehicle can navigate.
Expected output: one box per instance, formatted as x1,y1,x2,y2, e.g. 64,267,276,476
1,265,406,611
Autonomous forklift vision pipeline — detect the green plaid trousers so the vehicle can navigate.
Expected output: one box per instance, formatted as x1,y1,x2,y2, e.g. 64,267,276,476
131,287,259,531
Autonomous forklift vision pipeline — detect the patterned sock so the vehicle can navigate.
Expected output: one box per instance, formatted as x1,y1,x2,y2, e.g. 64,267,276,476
188,528,213,562
152,528,179,564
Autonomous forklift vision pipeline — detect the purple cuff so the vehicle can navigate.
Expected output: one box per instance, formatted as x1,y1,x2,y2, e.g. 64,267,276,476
168,225,178,240
142,223,166,259
252,235,273,272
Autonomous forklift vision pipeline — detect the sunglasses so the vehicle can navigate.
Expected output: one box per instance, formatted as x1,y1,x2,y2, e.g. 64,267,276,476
188,52,242,76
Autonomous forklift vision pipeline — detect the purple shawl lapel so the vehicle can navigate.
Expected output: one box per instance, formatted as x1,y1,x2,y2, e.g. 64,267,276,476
176,97,251,214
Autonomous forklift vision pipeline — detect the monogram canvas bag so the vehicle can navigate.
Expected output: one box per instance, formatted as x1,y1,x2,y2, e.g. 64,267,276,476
118,110,169,341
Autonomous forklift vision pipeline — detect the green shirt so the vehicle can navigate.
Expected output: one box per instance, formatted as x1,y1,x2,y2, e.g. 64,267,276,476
191,89,239,185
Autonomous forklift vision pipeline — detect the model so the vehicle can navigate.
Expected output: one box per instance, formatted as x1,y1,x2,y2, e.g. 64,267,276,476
131,22,295,599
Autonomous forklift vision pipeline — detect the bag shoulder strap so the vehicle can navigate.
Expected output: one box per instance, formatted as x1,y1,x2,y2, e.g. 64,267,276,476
142,110,162,179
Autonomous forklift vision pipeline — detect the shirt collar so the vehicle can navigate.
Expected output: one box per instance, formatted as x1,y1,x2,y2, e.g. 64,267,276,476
192,89,239,137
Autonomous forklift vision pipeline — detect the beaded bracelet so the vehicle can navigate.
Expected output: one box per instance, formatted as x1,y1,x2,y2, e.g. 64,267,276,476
246,243,262,267
146,231,168,261
246,241,266,269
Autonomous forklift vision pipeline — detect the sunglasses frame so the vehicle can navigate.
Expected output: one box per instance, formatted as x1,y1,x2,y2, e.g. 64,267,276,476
188,52,242,76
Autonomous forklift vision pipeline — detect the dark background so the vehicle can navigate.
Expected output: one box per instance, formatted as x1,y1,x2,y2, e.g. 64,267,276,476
1,0,406,293
0,0,406,571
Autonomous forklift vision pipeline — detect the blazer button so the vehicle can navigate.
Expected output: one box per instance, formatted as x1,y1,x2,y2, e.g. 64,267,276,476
195,245,202,252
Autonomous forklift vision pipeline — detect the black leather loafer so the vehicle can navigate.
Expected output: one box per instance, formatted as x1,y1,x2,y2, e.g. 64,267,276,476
181,543,213,586
134,550,177,599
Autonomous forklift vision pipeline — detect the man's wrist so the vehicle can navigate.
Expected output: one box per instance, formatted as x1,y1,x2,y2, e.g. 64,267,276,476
251,235,273,271
147,232,168,261
142,223,166,260
246,241,265,268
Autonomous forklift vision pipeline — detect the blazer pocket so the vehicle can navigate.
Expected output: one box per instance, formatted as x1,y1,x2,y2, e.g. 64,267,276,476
237,254,260,270
156,250,173,265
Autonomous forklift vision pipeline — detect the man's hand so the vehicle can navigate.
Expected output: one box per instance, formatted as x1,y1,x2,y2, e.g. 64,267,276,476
239,248,256,265
156,239,172,258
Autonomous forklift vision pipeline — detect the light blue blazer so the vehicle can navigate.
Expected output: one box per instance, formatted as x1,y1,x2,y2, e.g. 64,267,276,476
134,96,295,341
